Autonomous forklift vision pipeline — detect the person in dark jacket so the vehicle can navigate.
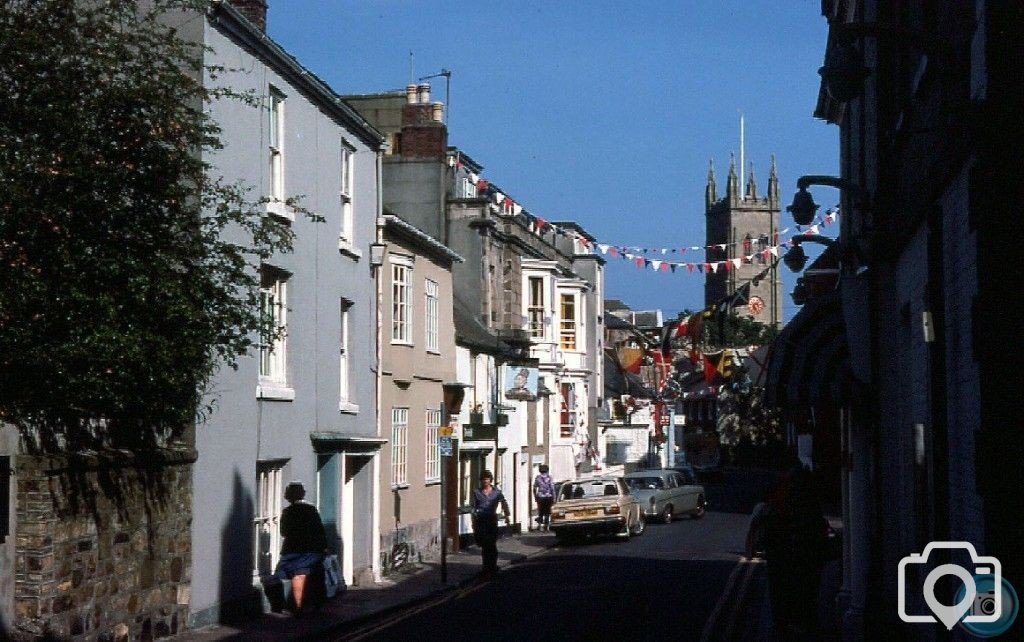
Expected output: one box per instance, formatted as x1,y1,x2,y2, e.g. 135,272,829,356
273,481,328,612
471,470,511,575
763,466,829,639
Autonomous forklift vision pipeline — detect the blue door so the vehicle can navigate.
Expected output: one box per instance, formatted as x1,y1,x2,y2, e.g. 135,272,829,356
317,454,340,554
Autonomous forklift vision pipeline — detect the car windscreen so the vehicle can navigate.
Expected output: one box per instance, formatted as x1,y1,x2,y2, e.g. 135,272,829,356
560,481,618,500
626,477,663,491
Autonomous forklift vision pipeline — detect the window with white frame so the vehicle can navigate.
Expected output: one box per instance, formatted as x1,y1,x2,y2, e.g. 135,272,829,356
425,408,442,482
254,460,285,576
340,141,354,242
268,87,285,210
425,278,439,352
339,299,352,405
390,408,409,487
559,293,577,350
461,177,475,198
560,382,577,438
528,277,545,338
391,257,413,343
259,268,288,383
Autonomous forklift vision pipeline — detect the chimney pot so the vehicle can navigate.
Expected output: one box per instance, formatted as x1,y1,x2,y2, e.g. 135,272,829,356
417,83,431,104
431,102,444,123
406,84,418,104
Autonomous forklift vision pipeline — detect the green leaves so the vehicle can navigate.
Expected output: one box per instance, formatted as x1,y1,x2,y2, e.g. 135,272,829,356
0,1,303,451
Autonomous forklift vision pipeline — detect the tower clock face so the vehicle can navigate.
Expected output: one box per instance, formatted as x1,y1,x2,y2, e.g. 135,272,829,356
747,296,765,316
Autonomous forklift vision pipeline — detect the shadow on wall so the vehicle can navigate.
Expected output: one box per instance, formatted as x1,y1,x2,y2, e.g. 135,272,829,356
217,470,258,624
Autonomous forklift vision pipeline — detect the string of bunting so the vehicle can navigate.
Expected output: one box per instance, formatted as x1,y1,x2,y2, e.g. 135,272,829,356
451,154,839,272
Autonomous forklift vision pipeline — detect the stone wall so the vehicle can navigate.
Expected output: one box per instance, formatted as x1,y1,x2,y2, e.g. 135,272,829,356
12,449,194,641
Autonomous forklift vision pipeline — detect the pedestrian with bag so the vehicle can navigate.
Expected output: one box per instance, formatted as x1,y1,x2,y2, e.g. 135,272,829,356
533,464,555,531
471,470,511,576
264,481,329,615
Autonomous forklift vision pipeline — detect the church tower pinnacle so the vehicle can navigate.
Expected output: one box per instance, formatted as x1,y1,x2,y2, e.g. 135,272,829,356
726,153,739,203
705,159,717,208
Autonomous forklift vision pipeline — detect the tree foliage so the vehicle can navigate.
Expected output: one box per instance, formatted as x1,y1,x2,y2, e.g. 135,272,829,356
0,0,298,450
703,311,779,349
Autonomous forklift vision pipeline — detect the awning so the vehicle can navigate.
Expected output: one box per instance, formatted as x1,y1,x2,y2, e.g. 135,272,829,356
763,291,852,407
310,432,387,454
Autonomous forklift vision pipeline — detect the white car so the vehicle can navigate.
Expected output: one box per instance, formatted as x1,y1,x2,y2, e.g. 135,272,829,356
550,477,645,543
624,469,706,523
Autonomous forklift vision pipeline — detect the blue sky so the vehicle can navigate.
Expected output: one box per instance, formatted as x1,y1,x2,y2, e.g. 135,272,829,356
267,1,838,321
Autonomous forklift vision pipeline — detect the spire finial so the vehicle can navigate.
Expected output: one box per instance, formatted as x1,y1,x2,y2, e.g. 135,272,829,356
728,153,736,176
746,162,757,198
770,154,777,178
707,159,716,182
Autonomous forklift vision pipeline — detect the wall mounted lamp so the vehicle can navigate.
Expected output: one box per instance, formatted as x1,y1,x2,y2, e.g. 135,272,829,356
782,234,867,278
786,175,870,226
369,242,386,267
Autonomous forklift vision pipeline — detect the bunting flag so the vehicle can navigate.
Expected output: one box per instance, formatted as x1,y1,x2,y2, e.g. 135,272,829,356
716,350,734,379
703,354,718,383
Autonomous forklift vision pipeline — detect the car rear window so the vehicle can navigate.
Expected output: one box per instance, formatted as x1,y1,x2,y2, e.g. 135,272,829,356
626,477,663,490
560,481,619,500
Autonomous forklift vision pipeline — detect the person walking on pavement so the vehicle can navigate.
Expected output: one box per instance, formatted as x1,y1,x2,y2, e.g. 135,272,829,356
471,470,511,575
270,481,329,615
533,464,555,531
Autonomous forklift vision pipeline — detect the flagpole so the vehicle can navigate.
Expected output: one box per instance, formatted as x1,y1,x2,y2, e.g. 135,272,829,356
739,111,745,202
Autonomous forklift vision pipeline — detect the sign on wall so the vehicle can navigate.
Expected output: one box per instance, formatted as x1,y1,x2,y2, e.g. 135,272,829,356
503,365,539,401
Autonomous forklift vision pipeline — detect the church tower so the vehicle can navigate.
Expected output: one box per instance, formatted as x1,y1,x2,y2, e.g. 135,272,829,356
704,154,782,328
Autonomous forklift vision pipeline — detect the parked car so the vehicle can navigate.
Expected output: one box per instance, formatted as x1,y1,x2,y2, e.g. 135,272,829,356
624,469,706,523
550,477,645,543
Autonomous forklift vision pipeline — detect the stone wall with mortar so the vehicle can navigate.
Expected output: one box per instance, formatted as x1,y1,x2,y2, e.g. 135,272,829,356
11,448,194,641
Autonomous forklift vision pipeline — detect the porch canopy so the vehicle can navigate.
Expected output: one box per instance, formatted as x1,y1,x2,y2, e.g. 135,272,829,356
763,290,852,408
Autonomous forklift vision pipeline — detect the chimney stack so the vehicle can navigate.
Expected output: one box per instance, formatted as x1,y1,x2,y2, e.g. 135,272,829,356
417,83,431,104
406,84,418,104
226,0,268,32
431,102,444,123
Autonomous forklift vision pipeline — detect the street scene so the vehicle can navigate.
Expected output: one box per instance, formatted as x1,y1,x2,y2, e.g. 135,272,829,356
1,1,1021,641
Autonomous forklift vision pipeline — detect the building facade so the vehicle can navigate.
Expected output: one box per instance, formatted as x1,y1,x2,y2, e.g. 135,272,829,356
792,2,1022,639
377,214,460,573
189,2,384,626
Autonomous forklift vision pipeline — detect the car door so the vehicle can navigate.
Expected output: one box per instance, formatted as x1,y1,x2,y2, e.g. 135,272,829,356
675,471,699,511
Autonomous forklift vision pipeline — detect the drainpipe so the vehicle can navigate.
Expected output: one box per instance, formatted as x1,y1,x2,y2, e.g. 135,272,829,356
371,148,384,584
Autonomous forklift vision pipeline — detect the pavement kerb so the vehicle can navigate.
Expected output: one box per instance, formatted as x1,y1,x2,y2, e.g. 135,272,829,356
297,535,558,641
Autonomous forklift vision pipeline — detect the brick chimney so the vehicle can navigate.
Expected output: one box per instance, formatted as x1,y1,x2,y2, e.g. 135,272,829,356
227,0,268,32
398,82,447,159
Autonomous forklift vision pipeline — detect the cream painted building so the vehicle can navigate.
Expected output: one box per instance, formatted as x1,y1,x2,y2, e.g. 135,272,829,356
378,214,461,572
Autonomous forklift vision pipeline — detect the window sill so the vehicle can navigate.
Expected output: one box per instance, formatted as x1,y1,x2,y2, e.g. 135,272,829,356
424,479,441,487
338,239,362,259
426,349,441,355
257,382,295,401
391,340,414,347
391,484,409,491
338,402,360,414
265,202,293,223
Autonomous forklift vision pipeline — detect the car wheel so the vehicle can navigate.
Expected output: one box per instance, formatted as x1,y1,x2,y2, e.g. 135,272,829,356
662,505,674,524
631,512,646,536
692,495,707,519
617,519,631,541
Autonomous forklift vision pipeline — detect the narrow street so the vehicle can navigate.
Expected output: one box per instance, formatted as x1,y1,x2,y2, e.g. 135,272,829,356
333,470,775,642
